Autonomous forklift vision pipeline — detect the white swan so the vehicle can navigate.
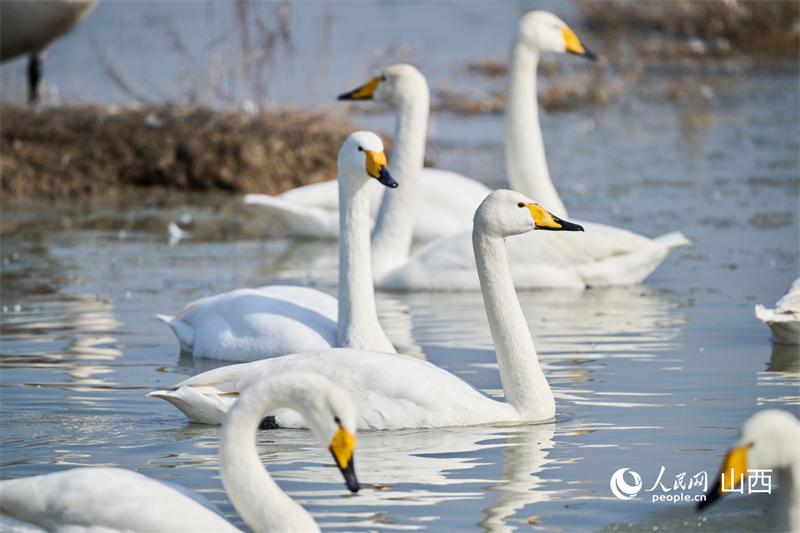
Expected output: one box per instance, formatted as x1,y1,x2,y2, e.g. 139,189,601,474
698,409,800,533
376,12,690,290
755,277,800,345
0,372,360,533
157,132,398,362
0,0,99,102
149,189,584,428
244,64,491,250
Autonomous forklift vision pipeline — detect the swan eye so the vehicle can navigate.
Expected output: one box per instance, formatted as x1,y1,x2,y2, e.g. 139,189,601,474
357,146,363,152
517,202,525,208
380,75,387,81
334,416,341,425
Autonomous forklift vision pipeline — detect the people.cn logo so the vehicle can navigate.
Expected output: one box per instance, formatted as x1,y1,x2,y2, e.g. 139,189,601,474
610,468,642,500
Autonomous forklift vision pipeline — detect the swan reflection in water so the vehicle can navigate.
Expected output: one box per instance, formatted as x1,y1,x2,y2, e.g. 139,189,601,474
1,295,123,390
145,421,561,532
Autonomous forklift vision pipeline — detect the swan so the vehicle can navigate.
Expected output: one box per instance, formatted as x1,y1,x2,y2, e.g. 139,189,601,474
0,0,99,103
244,65,490,249
756,277,800,345
0,372,360,533
157,131,398,362
148,189,584,428
698,409,799,533
376,11,690,290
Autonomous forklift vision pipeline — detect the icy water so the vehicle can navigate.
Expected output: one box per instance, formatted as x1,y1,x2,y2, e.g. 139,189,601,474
2,1,800,532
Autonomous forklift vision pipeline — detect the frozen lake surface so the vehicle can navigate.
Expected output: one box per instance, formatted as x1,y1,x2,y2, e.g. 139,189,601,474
1,2,798,532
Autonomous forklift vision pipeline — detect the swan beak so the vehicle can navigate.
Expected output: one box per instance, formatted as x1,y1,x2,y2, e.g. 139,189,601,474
563,27,597,61
338,77,381,100
329,426,360,493
526,204,584,231
698,444,749,510
364,150,398,188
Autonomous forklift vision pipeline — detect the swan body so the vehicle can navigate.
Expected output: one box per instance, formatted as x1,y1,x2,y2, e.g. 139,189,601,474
699,409,800,533
755,277,800,345
1,372,360,533
0,0,99,102
244,63,490,247
159,132,398,361
378,223,691,291
150,190,584,429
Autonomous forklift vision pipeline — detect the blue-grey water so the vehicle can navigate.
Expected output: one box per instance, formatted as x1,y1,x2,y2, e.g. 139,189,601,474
1,2,799,532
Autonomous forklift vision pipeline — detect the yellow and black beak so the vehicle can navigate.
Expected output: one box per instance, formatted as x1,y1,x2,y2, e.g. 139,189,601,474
329,425,359,493
562,27,597,61
526,204,584,232
338,76,382,101
698,444,749,510
364,150,398,188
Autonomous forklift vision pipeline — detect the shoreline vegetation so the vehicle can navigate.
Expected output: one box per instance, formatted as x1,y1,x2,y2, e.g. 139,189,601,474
1,0,797,202
1,104,370,203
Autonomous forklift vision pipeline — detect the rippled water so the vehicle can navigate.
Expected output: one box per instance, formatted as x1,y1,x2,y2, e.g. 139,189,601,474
1,1,799,532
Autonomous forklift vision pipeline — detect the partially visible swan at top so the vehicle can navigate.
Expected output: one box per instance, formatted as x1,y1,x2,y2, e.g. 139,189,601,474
244,65,490,248
157,132,398,362
0,0,99,103
149,190,585,428
698,409,799,533
375,12,691,290
755,277,800,345
1,372,360,533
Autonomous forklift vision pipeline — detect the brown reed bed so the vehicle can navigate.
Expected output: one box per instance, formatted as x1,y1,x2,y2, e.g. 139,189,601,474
1,104,371,202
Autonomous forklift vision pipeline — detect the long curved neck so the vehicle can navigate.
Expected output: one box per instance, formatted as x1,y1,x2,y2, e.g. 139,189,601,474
219,383,320,533
473,228,555,420
338,171,396,352
371,87,430,281
505,40,568,218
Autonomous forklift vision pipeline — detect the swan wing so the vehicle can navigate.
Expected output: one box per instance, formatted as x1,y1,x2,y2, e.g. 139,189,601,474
0,468,240,532
158,286,338,362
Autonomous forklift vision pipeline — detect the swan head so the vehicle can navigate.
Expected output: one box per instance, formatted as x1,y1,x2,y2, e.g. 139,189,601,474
698,409,800,511
474,189,583,238
338,131,397,188
338,63,428,108
293,373,361,494
517,11,596,60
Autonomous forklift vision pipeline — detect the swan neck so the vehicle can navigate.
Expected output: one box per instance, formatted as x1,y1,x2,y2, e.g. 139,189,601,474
473,229,555,420
505,41,568,218
372,87,430,281
338,170,394,352
220,384,319,533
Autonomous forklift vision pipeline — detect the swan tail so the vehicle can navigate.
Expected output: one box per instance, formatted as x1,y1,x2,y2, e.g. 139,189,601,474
243,194,338,238
147,386,231,425
654,231,693,250
156,314,194,353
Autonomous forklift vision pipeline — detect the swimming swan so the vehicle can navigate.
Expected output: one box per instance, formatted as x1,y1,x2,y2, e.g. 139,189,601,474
244,67,489,247
157,132,398,362
0,372,360,533
755,277,800,345
0,0,99,102
149,190,584,428
698,409,799,533
376,12,690,290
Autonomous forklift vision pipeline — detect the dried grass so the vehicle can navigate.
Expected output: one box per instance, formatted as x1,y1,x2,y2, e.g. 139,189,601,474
0,104,374,202
574,0,799,57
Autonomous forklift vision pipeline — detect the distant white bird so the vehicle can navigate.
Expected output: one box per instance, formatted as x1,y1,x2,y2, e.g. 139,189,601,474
0,0,99,103
699,409,800,533
167,222,191,247
0,372,360,533
755,277,800,345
